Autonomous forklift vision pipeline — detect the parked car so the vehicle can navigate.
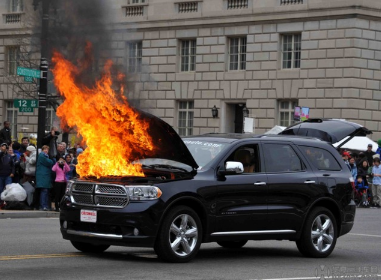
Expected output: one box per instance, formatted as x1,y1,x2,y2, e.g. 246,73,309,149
60,118,367,262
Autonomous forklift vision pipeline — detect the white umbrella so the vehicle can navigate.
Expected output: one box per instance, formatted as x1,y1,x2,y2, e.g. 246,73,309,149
333,136,378,152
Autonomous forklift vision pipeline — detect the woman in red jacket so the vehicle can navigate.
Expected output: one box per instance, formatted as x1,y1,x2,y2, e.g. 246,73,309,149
52,156,70,211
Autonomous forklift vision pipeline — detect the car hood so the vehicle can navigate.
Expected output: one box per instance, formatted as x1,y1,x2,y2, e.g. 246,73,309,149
279,118,372,146
137,109,199,170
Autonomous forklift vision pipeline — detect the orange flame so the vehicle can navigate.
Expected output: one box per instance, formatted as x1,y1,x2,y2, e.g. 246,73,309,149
52,44,154,178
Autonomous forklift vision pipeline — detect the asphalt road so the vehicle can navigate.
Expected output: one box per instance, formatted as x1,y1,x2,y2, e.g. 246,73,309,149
0,209,380,280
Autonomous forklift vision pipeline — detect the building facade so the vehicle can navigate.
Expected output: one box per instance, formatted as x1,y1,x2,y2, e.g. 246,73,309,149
2,0,381,141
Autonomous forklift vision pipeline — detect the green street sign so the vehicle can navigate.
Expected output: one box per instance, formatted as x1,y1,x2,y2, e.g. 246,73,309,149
17,67,41,78
24,76,33,82
13,99,39,112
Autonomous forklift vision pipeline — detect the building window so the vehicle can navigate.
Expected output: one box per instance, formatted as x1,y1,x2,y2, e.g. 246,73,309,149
10,0,23,12
129,0,146,3
278,100,298,127
178,101,194,136
180,40,196,72
281,34,301,69
228,37,246,71
280,0,303,5
127,42,142,73
5,101,18,141
7,46,20,76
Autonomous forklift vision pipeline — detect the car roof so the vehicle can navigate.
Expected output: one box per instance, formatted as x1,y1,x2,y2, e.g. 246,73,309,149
183,133,326,146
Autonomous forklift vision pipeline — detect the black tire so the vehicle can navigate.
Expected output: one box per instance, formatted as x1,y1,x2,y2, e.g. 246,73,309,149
70,241,110,253
217,240,248,249
296,207,337,258
154,206,202,263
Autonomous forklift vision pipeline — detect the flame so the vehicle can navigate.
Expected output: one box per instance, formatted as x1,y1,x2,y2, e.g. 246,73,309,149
52,43,154,178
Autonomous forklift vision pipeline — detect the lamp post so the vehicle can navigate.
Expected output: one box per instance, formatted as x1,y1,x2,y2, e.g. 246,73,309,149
34,0,50,150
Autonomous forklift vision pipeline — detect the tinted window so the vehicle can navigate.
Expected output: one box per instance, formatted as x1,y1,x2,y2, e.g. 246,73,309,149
225,144,260,173
299,146,341,171
263,143,304,172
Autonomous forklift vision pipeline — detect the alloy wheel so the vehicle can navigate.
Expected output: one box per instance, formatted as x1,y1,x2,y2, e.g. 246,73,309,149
310,214,334,253
168,214,198,257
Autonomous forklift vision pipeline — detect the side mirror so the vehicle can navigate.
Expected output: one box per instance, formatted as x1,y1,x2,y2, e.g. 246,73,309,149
218,161,244,176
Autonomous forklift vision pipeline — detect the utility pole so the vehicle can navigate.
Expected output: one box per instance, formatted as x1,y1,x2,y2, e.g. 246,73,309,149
35,0,50,150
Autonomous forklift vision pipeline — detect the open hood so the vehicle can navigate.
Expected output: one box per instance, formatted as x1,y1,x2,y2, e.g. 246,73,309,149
279,119,372,147
137,109,199,170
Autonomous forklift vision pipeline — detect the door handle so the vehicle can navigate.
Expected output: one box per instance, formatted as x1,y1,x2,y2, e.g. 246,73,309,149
304,180,316,184
254,182,267,186
323,174,331,177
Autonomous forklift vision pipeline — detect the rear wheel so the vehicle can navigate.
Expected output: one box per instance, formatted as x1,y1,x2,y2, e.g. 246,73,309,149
154,206,202,263
217,240,247,249
296,207,337,258
70,241,110,253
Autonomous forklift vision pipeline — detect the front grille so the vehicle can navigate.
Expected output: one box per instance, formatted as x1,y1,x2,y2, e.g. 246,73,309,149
70,182,129,208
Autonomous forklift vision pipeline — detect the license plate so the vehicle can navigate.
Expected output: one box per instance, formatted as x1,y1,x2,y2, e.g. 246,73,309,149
80,209,97,223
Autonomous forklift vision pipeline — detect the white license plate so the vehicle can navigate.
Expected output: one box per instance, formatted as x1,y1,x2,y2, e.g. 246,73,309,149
80,209,97,223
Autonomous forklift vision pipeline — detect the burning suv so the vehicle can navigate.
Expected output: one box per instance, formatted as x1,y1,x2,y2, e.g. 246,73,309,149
60,118,370,263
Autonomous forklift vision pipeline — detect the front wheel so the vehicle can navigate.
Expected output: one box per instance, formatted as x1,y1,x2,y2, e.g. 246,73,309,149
70,241,110,253
217,240,247,249
296,207,337,258
154,206,202,263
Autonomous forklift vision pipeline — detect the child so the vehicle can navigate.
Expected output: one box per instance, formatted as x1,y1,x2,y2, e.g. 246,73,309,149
355,175,369,207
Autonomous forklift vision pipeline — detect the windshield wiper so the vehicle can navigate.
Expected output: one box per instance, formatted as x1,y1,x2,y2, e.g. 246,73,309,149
141,164,189,173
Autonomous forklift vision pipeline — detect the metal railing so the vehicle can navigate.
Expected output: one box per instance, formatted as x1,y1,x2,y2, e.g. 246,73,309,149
280,0,303,5
125,6,144,16
178,2,198,13
227,0,248,9
5,13,21,24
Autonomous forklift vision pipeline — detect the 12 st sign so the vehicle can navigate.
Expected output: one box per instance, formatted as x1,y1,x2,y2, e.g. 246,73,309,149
13,99,39,113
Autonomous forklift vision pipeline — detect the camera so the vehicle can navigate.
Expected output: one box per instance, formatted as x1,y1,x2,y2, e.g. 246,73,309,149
55,131,60,136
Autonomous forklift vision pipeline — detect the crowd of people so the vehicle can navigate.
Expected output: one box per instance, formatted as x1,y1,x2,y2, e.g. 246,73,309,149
0,123,83,211
341,140,381,208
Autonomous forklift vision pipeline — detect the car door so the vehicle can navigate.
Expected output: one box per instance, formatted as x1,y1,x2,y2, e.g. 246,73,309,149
263,142,319,232
214,142,268,233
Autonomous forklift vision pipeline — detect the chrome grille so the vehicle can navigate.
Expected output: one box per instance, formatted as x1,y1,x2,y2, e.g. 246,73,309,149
95,196,128,207
70,182,129,208
95,185,126,195
73,183,94,193
72,194,93,205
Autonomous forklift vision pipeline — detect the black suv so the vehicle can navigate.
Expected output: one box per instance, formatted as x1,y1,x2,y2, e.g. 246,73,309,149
60,118,369,262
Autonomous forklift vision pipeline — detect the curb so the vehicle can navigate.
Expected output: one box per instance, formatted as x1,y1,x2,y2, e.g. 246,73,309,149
0,210,60,219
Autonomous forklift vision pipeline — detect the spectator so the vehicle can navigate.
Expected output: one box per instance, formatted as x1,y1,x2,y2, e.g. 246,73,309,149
357,160,370,186
0,121,12,145
0,143,15,202
52,156,70,212
342,151,351,171
36,145,54,211
23,146,37,183
8,145,22,183
355,175,369,207
364,144,375,166
371,158,381,208
65,154,76,181
61,142,68,154
349,157,357,179
19,137,29,153
42,127,59,160
56,142,66,162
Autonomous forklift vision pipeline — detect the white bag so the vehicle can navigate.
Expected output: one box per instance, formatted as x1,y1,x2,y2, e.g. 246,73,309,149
1,183,27,202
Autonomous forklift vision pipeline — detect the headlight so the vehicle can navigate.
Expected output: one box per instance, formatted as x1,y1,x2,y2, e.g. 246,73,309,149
65,180,74,195
125,186,162,200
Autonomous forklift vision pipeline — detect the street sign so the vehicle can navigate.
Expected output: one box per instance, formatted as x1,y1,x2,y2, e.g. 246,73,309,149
17,67,41,78
13,99,39,113
24,76,33,82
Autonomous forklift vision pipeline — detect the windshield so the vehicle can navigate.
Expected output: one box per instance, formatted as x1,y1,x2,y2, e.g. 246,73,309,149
183,139,229,170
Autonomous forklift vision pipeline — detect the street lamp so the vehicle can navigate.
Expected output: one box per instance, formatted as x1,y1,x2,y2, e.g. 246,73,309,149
242,105,249,118
211,105,218,118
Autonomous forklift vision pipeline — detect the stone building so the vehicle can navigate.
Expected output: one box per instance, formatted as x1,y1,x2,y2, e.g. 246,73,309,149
2,0,381,141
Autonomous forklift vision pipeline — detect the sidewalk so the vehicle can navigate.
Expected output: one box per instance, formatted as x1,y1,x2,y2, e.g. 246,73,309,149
0,210,60,219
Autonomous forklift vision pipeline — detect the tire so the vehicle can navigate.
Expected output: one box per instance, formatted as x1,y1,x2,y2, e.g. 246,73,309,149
154,206,202,263
70,241,110,253
296,207,337,258
217,240,248,249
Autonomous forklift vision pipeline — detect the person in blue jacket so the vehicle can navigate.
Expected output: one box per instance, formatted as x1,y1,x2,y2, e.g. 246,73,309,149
36,145,55,211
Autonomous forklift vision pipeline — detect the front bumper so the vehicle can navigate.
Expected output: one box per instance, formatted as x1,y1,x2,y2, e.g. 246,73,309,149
59,196,162,248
